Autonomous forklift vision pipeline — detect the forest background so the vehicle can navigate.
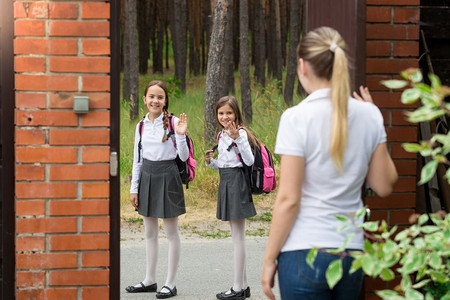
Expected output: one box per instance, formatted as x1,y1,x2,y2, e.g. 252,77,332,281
120,0,307,237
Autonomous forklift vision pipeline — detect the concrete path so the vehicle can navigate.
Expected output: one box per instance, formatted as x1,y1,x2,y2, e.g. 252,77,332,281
121,235,281,300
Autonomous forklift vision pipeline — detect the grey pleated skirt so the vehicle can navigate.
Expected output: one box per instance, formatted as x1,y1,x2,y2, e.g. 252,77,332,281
138,159,186,218
217,167,256,221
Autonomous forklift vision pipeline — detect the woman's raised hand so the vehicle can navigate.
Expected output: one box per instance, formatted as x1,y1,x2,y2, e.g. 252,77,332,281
176,113,188,135
353,86,373,104
225,121,240,140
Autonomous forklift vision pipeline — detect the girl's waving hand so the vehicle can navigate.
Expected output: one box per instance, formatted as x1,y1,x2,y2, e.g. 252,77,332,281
225,121,240,140
176,113,188,135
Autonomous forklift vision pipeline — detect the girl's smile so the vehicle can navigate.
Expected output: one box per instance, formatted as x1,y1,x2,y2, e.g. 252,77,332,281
217,104,236,129
143,85,166,117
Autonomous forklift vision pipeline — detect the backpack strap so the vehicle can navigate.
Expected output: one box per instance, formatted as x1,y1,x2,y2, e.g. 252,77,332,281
166,114,177,148
137,119,145,163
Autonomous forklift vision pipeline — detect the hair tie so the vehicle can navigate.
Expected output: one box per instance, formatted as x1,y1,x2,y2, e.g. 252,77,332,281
329,43,338,53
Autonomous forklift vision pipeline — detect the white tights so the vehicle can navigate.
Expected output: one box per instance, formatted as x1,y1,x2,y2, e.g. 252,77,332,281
138,216,180,291
230,219,248,292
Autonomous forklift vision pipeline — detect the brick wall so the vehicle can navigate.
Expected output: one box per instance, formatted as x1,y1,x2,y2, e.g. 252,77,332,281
14,1,112,299
364,0,419,298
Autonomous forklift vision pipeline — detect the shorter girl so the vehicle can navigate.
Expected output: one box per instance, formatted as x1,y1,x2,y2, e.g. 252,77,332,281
205,96,258,300
125,80,189,299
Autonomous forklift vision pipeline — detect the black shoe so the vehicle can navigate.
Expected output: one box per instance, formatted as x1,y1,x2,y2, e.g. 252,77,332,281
125,282,157,293
156,286,177,299
244,286,250,298
216,288,245,300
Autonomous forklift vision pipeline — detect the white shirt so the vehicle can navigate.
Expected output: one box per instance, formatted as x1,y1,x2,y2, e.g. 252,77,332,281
275,88,386,251
130,113,189,193
206,129,254,170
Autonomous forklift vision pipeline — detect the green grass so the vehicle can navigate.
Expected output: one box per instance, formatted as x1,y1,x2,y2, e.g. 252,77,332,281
120,72,305,221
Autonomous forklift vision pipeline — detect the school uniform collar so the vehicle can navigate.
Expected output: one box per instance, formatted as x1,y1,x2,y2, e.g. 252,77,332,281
303,88,330,103
144,112,164,124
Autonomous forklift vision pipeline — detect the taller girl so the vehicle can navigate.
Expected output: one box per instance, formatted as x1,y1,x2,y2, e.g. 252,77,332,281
262,27,398,299
126,80,189,299
205,96,258,300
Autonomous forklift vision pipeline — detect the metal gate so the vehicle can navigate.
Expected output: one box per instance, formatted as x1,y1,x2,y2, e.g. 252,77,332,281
0,0,16,298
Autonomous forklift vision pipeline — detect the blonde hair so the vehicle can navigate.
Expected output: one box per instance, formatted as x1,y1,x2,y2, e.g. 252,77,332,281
144,80,170,142
215,96,260,149
297,27,350,173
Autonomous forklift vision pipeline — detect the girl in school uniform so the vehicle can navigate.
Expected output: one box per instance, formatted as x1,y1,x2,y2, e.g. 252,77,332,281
125,80,189,299
205,96,258,300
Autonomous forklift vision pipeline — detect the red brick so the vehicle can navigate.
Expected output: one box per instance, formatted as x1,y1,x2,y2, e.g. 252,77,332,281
393,177,417,192
49,92,110,109
15,129,46,145
50,165,109,180
366,75,391,91
82,40,110,55
394,159,416,175
16,110,78,126
365,277,388,292
17,217,77,234
366,24,419,40
49,270,109,286
50,57,110,73
82,251,110,267
392,110,413,125
372,92,417,109
392,143,418,159
82,182,109,198
82,147,110,163
394,8,419,24
380,109,390,125
390,209,416,225
14,2,27,18
17,253,77,269
46,288,78,300
16,236,45,252
17,289,45,300
49,200,109,216
15,20,45,36
366,7,391,23
15,56,46,73
369,209,388,222
17,271,45,287
366,41,390,57
366,0,419,4
16,200,46,216
81,111,110,127
16,164,45,181
28,2,49,18
49,21,109,37
49,3,78,19
386,127,417,142
49,234,109,251
16,147,78,163
366,58,418,74
15,92,46,108
15,75,78,92
49,129,110,145
16,182,77,199
82,75,110,92
82,216,110,232
82,3,110,19
365,193,416,209
14,39,78,55
82,287,110,300
393,41,419,57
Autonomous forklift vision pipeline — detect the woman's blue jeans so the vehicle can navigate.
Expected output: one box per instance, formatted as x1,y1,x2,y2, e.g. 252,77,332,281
277,249,363,300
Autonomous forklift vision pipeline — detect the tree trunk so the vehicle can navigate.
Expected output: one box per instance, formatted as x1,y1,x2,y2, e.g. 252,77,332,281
283,0,300,106
205,0,231,145
233,0,240,70
123,0,139,120
137,0,150,75
202,0,212,73
253,0,265,86
221,0,235,95
153,0,164,74
240,0,252,124
297,0,306,96
272,0,282,90
280,0,288,67
188,0,201,76
168,0,187,91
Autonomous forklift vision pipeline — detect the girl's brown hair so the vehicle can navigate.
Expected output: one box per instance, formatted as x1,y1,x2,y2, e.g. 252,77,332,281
297,26,350,173
215,96,260,149
144,80,170,142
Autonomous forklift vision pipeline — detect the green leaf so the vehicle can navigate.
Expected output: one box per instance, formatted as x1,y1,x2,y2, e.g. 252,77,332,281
405,288,424,300
306,248,318,269
401,88,422,104
337,224,352,232
428,252,442,269
380,268,395,281
420,225,440,234
418,214,429,225
360,221,379,232
429,73,441,90
429,270,448,283
412,279,431,289
381,80,408,89
445,168,450,184
361,253,375,275
410,69,423,83
349,256,362,274
375,290,404,300
402,143,422,153
335,214,350,223
401,275,412,290
413,83,432,93
425,292,434,300
355,206,366,220
383,240,398,257
325,259,343,289
418,160,438,185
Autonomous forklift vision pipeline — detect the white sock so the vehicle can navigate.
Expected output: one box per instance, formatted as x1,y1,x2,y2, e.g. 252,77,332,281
161,217,180,291
139,217,158,287
230,219,246,292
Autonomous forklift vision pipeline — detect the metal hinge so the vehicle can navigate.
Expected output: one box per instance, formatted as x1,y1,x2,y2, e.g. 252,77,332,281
110,151,118,176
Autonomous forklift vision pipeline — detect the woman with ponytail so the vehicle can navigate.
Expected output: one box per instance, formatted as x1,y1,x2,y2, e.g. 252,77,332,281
126,80,189,298
262,27,398,299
